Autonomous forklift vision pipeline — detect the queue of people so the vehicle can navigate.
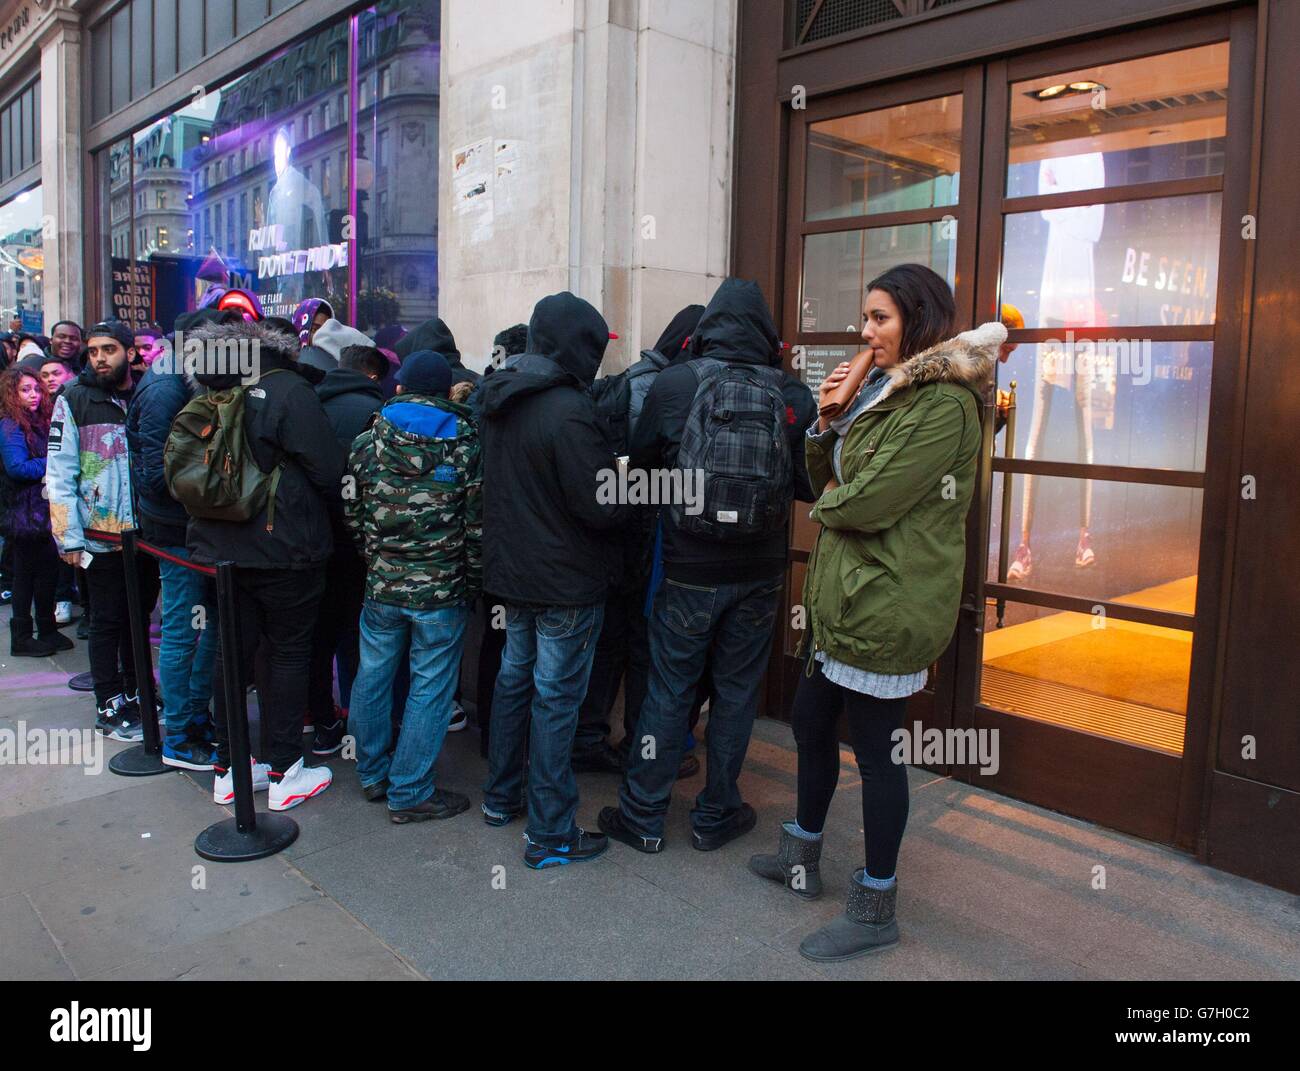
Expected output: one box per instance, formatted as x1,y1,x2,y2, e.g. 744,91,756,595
0,265,1005,962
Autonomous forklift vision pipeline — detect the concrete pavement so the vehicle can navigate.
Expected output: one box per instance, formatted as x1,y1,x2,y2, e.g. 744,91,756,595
1,606,1296,981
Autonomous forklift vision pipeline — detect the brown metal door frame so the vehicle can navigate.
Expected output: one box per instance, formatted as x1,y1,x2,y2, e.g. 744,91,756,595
774,62,985,761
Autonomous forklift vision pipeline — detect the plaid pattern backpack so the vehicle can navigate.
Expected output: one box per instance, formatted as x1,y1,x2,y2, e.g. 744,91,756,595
671,358,793,542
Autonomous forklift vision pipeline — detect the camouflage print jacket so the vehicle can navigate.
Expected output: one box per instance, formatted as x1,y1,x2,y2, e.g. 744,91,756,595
345,392,482,609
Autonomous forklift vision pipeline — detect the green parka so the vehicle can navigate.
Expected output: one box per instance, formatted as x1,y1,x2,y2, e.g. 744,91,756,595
799,322,1002,676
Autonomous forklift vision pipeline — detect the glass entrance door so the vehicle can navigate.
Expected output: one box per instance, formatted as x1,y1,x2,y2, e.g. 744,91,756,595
952,24,1242,844
777,14,1248,845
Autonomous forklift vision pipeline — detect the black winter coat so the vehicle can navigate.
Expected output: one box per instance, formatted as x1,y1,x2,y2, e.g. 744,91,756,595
630,278,816,585
184,320,344,569
394,317,481,387
316,369,386,454
125,361,202,547
475,292,627,606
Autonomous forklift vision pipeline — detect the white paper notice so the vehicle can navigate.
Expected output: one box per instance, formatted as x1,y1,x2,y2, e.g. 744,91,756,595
452,139,494,243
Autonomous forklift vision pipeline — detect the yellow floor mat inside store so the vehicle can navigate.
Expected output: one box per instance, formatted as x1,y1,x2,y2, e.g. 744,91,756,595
980,576,1195,755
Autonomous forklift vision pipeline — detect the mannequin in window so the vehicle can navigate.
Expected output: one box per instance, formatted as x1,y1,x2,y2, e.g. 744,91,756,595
1007,152,1104,581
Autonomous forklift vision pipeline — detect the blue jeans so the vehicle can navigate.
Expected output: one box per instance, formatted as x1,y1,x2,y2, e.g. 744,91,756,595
618,576,783,839
483,603,603,847
157,547,218,748
349,598,468,811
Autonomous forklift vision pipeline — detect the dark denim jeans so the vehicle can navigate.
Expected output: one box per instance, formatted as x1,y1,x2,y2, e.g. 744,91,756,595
483,603,603,848
618,575,783,839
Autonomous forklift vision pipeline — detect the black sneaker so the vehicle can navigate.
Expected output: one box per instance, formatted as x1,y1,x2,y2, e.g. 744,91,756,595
524,829,608,869
311,718,347,756
94,694,126,736
390,788,471,823
572,742,625,774
76,617,90,640
68,670,95,692
691,803,757,852
597,806,664,854
362,779,389,802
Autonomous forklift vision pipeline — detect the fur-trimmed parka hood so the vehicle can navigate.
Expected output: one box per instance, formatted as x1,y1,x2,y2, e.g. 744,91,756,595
184,318,302,390
831,321,1003,434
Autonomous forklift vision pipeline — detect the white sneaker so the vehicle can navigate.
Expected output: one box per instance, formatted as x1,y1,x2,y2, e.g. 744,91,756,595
55,601,75,625
268,758,333,811
448,701,468,733
213,759,271,805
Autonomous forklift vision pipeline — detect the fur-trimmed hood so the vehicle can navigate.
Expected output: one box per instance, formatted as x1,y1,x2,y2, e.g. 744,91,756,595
185,318,302,390
831,321,1003,434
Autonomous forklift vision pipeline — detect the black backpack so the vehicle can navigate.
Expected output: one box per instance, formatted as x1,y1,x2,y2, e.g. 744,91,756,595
670,358,793,542
592,357,660,455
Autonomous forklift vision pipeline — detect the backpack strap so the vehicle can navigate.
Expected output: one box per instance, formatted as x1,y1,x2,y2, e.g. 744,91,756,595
264,462,285,533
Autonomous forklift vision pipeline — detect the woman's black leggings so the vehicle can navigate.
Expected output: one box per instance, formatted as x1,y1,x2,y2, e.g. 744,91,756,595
792,664,910,879
10,535,59,630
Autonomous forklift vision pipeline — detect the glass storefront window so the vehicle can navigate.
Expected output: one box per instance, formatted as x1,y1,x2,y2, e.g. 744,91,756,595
806,95,962,221
110,19,350,328
96,1,441,335
0,184,45,334
1007,43,1229,197
996,341,1212,472
800,221,957,334
354,0,441,334
1001,192,1221,329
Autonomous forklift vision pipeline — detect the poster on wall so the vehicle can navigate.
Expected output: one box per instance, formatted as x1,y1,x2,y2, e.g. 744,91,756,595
452,139,494,244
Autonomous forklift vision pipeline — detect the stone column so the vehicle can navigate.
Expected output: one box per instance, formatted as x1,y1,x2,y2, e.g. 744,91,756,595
38,6,82,326
439,0,736,372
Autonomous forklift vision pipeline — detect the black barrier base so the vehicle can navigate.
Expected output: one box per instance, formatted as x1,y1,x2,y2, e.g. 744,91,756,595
195,812,299,862
108,744,171,777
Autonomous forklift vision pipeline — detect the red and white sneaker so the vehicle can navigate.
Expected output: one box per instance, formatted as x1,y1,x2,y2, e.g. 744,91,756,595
268,758,333,812
1075,530,1096,568
213,759,271,805
1006,542,1033,583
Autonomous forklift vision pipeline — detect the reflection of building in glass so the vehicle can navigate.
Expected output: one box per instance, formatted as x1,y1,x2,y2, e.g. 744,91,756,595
355,2,441,330
131,115,213,260
188,20,352,319
0,187,45,329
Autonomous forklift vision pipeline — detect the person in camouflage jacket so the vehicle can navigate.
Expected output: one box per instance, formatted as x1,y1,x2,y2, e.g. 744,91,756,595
342,351,482,822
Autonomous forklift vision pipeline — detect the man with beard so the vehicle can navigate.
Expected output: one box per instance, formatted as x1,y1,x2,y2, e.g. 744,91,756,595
47,320,160,740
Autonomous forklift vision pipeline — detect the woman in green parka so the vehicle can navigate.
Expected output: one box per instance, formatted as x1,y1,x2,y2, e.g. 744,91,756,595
748,264,1005,962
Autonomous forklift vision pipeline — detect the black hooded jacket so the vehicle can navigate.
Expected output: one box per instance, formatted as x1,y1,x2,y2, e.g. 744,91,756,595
394,318,480,388
475,292,627,606
184,319,344,569
630,278,816,584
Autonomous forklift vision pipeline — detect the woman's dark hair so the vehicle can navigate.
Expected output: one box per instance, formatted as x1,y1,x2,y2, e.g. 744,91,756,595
0,366,53,452
864,263,956,360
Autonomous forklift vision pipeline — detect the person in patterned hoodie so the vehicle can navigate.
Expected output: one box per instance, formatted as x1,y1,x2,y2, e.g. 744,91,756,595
47,320,160,740
344,350,482,823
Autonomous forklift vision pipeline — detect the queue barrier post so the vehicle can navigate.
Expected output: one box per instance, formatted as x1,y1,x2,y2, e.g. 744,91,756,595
194,560,298,861
107,529,169,777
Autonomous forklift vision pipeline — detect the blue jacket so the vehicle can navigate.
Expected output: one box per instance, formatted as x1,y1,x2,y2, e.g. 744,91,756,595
0,418,50,539
125,362,201,547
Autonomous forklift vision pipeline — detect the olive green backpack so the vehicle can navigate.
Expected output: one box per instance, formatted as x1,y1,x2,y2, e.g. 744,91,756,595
164,370,287,531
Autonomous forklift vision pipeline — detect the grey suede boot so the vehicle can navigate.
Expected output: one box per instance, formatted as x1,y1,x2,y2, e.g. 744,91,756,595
747,822,824,900
798,870,899,962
